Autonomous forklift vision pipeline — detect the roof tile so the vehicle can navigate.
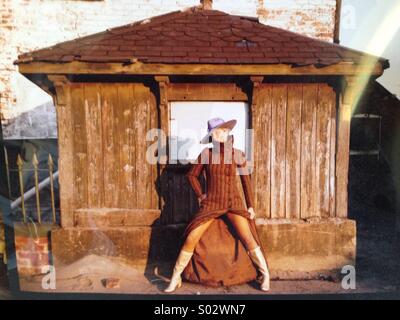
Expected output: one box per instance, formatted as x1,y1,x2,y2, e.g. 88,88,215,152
14,5,389,69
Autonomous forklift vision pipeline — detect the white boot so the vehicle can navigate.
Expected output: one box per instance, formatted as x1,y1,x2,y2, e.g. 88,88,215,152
247,246,270,291
164,249,193,293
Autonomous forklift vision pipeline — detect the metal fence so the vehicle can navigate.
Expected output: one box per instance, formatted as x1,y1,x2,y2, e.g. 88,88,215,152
3,146,59,225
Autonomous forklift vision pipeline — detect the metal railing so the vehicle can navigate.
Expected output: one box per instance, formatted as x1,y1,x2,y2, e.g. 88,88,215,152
3,146,59,224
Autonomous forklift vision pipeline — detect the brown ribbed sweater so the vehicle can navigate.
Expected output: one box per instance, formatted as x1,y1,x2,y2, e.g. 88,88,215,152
186,136,255,213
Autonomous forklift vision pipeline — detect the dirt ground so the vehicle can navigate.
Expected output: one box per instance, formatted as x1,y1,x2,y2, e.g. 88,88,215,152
6,254,394,296
0,259,10,299
5,243,400,297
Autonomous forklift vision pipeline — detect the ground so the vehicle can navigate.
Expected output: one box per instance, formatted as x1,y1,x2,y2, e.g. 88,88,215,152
0,259,9,299
0,156,399,298
6,254,397,295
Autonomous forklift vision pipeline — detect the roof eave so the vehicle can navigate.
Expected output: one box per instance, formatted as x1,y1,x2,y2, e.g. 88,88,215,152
16,60,386,79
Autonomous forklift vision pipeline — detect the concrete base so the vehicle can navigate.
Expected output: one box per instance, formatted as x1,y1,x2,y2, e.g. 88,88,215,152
51,218,356,280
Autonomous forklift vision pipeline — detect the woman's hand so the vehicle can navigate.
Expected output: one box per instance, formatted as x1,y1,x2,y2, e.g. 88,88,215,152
197,194,207,206
248,207,256,220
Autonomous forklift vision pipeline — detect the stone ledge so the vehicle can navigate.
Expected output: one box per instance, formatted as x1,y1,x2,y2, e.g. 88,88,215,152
51,218,356,280
74,208,161,227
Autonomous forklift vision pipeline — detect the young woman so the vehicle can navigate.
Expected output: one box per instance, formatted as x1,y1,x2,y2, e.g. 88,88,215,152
164,117,270,293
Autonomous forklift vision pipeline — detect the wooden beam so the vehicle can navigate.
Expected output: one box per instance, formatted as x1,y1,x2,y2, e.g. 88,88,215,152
18,60,385,77
167,83,248,101
154,76,170,216
47,75,74,227
47,75,70,105
155,76,170,165
335,76,360,218
249,76,269,218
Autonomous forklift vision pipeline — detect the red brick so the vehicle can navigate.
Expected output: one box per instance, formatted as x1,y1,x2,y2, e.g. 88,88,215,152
15,236,28,245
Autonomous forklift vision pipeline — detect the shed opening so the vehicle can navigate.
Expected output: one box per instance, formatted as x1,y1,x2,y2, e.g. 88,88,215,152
169,101,250,162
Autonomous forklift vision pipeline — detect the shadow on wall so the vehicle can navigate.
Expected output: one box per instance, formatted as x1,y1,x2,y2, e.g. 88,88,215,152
143,157,202,290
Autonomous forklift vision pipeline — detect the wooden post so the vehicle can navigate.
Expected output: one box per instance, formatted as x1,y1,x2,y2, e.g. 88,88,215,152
155,76,170,166
47,75,74,227
336,76,359,218
249,76,267,217
154,76,170,220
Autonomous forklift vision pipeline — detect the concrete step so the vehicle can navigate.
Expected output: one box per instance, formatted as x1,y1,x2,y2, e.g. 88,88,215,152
51,218,356,280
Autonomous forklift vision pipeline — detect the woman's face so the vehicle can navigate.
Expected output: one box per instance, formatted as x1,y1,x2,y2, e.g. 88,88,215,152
211,127,230,143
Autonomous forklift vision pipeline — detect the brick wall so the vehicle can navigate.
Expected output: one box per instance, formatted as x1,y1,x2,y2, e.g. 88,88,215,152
15,233,50,276
0,0,337,139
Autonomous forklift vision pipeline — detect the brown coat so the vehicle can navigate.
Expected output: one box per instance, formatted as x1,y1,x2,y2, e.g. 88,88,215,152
181,136,264,287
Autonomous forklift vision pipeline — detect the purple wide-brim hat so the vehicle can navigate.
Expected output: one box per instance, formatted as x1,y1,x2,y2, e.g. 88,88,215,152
200,117,237,144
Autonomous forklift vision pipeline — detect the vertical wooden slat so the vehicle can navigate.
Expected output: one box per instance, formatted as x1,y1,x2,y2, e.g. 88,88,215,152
135,84,149,209
117,83,135,208
336,77,356,218
101,84,119,208
285,84,302,219
111,85,123,208
251,78,271,219
300,84,318,219
71,84,87,212
329,86,337,217
131,84,140,208
155,77,170,222
143,85,153,209
84,83,104,208
149,89,159,209
316,84,332,218
271,84,287,219
50,76,75,227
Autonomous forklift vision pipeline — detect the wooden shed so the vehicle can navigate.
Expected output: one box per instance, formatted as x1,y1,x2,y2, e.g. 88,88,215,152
14,3,390,281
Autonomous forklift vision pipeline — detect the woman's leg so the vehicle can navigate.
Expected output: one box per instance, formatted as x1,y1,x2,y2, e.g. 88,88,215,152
225,212,259,251
181,218,215,252
164,218,215,292
226,212,270,291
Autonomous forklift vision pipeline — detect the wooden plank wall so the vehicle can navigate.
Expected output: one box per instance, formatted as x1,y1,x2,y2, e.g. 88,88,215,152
253,83,337,219
69,83,158,211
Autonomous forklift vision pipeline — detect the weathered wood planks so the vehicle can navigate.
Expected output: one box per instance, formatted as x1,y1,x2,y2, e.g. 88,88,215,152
253,82,337,219
69,82,158,213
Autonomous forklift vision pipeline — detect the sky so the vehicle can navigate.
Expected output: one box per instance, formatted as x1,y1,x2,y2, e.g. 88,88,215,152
340,0,400,97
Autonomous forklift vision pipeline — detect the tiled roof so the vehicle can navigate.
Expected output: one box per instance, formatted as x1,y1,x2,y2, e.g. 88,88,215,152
14,6,389,68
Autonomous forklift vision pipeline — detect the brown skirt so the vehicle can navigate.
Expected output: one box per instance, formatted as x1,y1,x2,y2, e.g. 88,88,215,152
181,208,264,287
